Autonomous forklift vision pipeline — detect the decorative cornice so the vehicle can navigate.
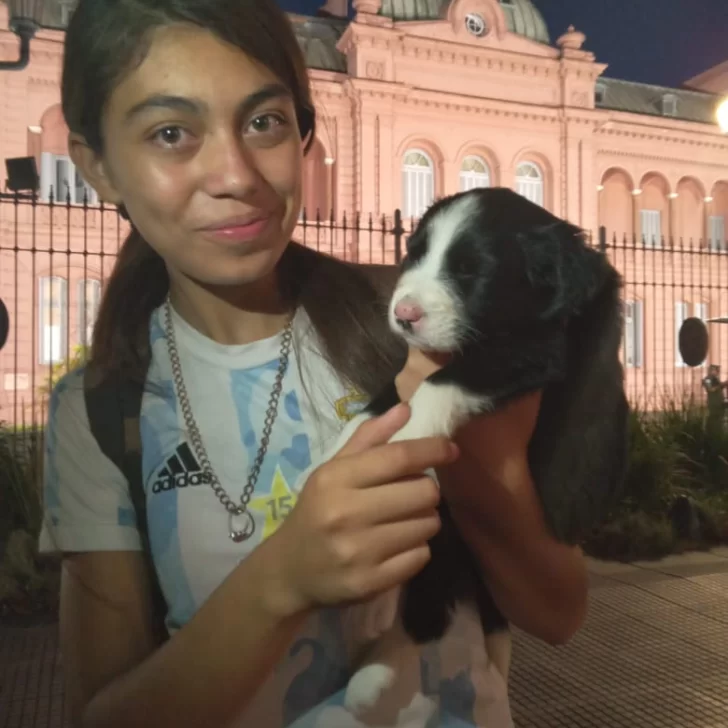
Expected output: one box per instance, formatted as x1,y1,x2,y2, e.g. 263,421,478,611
336,23,398,55
347,82,563,124
405,98,559,124
600,107,721,135
335,21,582,82
596,127,728,151
559,58,606,82
397,36,559,78
311,85,349,104
341,31,400,53
597,148,728,168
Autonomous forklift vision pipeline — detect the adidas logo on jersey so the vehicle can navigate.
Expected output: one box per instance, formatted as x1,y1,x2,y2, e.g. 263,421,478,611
151,442,211,494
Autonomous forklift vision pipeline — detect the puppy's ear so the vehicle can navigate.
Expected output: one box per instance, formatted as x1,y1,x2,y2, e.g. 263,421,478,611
517,221,609,320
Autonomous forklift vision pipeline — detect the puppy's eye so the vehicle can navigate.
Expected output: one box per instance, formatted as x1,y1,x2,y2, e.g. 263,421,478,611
454,259,476,277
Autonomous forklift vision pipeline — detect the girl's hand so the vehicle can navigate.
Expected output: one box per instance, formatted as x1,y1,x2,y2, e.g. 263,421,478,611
457,389,541,461
269,404,460,616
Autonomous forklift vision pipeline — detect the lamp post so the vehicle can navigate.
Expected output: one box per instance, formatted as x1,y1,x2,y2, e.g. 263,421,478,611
0,0,46,71
718,98,728,134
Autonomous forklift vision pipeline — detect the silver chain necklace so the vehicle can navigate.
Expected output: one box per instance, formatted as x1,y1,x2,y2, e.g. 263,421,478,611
163,299,293,543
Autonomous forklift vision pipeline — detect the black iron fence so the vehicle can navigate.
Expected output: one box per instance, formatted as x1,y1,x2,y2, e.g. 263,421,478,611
0,194,725,428
596,228,728,409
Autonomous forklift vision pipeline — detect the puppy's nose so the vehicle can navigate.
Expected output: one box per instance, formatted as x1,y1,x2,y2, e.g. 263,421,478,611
394,297,424,329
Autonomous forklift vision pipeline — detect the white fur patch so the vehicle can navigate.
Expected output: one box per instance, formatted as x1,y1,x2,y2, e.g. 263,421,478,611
316,381,489,471
395,693,438,726
344,664,397,714
390,194,480,351
389,380,491,443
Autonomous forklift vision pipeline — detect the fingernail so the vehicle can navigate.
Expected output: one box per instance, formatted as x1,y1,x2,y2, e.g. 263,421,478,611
449,442,460,460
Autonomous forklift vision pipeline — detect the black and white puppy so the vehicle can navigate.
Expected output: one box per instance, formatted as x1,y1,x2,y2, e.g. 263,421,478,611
327,187,630,715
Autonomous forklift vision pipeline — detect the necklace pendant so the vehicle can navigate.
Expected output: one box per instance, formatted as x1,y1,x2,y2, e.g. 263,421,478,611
229,509,255,543
165,301,291,546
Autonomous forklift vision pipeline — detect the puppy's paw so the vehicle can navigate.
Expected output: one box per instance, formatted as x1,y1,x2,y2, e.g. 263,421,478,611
397,692,438,727
388,381,487,443
344,664,397,716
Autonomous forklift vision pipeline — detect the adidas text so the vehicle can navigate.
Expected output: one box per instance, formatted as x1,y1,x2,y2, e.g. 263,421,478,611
152,471,212,494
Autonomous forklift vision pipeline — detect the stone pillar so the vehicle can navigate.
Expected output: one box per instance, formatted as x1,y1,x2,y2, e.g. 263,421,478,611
633,190,642,243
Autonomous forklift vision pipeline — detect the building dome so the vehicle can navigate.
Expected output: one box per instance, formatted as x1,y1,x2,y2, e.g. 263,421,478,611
378,0,550,44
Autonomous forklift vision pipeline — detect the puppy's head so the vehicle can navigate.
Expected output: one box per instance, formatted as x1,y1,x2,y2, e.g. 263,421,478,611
389,187,609,351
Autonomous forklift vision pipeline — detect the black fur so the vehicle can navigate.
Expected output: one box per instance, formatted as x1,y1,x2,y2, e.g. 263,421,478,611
366,187,629,643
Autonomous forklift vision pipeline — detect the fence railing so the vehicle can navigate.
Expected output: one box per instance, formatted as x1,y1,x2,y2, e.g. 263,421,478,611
595,228,728,409
295,207,407,265
0,193,725,427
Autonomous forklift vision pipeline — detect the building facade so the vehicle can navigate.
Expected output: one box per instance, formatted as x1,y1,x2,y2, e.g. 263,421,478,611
1,0,728,421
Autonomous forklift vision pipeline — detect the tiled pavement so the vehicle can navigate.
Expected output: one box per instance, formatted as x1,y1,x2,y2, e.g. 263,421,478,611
0,621,65,728
2,550,728,727
510,549,728,727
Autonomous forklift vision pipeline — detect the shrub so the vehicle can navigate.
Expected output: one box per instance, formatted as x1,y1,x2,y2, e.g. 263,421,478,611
0,423,60,622
585,512,676,562
0,530,60,623
584,393,728,561
0,425,43,541
39,344,88,395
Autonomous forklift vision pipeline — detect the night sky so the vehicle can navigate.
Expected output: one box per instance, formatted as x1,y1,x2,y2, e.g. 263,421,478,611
281,0,727,89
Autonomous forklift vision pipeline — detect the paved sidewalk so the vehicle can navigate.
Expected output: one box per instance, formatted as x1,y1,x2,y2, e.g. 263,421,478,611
510,548,728,727
2,550,728,727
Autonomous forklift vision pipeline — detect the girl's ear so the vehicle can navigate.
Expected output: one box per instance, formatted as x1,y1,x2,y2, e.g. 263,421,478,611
68,133,123,205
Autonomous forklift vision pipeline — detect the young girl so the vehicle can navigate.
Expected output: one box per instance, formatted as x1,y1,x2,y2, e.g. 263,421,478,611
39,1,588,726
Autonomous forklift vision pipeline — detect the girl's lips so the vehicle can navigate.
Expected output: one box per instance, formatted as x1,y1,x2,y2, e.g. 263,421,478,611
200,216,272,244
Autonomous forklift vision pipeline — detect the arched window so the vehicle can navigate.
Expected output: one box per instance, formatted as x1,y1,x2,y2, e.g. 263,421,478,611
623,299,643,368
402,150,434,219
516,161,544,207
460,156,491,192
39,276,67,365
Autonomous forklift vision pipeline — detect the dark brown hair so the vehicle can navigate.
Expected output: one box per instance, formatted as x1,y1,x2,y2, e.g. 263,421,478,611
62,0,405,397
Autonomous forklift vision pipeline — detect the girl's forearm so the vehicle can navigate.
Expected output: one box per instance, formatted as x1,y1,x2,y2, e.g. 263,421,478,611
83,534,308,728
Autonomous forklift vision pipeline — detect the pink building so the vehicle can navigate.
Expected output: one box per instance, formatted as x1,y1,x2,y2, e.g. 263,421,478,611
1,0,728,423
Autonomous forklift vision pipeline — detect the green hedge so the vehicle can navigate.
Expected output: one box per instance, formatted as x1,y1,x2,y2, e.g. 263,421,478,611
2,397,728,620
0,425,61,622
584,399,728,561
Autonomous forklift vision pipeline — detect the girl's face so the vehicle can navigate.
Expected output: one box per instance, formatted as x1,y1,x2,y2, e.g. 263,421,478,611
74,24,305,290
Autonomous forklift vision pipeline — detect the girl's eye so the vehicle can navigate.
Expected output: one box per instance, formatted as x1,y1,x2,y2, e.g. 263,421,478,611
152,126,187,147
246,113,286,134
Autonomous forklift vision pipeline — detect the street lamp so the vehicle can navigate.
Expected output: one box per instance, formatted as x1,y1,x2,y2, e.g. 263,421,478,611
718,98,728,134
0,0,46,72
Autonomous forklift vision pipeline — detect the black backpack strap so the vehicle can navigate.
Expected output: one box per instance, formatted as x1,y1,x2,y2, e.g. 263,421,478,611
83,368,169,643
